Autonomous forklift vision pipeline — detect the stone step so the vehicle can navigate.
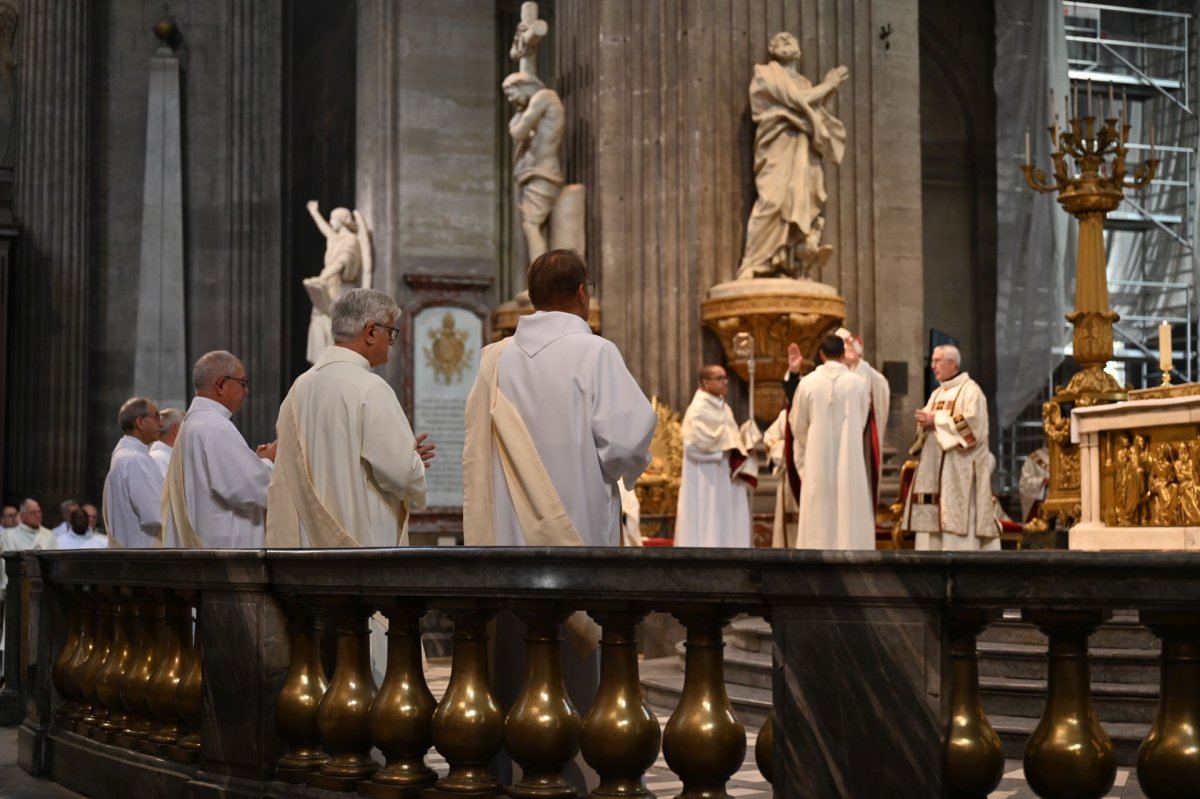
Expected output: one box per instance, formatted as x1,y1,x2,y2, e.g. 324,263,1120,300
640,655,771,729
672,642,772,691
728,617,771,654
978,611,1158,650
977,641,1159,684
988,714,1149,767
980,676,1160,724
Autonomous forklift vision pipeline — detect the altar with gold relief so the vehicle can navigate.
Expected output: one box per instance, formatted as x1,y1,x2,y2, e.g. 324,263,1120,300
1070,388,1200,550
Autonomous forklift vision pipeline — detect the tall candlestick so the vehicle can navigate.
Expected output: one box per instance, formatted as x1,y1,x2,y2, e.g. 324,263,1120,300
1160,321,1172,374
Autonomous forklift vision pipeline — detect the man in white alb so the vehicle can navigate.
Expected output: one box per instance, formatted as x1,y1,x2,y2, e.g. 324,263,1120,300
835,327,890,500
102,398,164,547
0,505,17,535
901,345,1000,550
790,334,875,550
1019,447,1050,524
462,249,655,790
55,507,109,550
50,500,79,537
150,407,183,478
267,288,433,550
162,352,276,548
674,364,757,547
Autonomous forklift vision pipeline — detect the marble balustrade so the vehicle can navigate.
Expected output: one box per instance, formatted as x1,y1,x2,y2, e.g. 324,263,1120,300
8,549,1200,799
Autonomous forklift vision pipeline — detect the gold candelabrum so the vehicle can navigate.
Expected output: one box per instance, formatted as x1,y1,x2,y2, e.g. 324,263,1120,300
1021,89,1159,532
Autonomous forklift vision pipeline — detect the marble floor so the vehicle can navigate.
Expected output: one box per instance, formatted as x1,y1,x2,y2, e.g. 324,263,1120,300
0,663,1148,799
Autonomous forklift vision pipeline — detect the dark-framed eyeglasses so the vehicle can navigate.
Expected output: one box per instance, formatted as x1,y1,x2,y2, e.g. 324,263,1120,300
222,375,250,390
376,323,401,344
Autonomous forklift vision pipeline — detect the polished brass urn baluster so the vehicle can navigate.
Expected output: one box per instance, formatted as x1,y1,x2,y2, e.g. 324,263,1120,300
309,603,379,791
361,604,438,799
505,608,582,799
146,595,191,753
581,610,661,799
944,610,1004,799
78,594,114,732
117,598,163,748
63,592,96,727
754,713,773,787
662,613,746,799
1023,610,1116,799
169,604,203,763
95,597,135,742
425,607,503,799
52,591,81,723
1137,611,1200,798
276,602,330,782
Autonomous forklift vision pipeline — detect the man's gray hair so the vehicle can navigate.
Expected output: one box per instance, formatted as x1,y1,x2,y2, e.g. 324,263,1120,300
935,344,962,368
19,498,38,513
193,351,242,391
117,397,154,433
160,407,185,431
331,289,401,343
59,499,78,515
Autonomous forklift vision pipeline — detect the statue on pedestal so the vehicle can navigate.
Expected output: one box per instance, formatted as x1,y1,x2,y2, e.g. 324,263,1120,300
737,32,849,280
303,200,372,364
503,72,565,263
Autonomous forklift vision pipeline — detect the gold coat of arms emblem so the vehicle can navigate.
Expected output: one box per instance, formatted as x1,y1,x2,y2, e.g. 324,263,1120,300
425,312,473,385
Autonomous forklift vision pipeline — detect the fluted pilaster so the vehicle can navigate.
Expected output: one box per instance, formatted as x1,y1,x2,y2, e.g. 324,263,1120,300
7,0,91,503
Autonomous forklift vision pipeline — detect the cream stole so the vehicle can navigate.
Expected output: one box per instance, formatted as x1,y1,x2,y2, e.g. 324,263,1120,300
161,424,201,549
462,338,599,655
266,387,407,549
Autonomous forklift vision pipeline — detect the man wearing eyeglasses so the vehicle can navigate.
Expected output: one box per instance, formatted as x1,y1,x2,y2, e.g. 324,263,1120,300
102,397,165,547
162,351,277,548
674,364,757,547
268,288,434,551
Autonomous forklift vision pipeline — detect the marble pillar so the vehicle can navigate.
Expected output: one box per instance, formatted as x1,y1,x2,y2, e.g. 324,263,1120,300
554,0,924,441
134,36,187,412
7,0,92,505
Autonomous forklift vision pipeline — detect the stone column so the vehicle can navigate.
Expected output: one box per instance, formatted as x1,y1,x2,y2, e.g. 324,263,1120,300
555,0,924,436
7,0,92,505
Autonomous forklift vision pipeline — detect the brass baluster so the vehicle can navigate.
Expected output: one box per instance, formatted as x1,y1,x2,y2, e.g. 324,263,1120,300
276,601,330,781
754,713,773,787
51,590,81,723
309,602,379,791
1022,610,1116,799
581,610,660,799
662,612,745,799
169,602,202,763
505,607,582,799
425,607,503,799
63,591,96,727
145,594,191,754
361,604,437,799
116,597,162,748
1137,611,1200,798
95,596,135,743
944,610,1004,799
77,593,114,733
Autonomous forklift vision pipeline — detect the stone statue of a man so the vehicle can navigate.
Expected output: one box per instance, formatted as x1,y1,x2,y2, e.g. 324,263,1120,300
503,71,565,263
737,32,850,280
303,200,372,363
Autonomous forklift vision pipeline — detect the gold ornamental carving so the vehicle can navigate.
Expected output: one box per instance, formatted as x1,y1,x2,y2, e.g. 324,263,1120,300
424,313,473,386
1102,428,1200,527
634,398,683,525
701,277,845,426
1022,98,1157,533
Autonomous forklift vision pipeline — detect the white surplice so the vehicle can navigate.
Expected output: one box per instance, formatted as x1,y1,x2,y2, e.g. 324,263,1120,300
674,390,752,548
103,435,164,548
483,311,656,547
163,397,272,548
268,346,427,549
150,440,173,478
53,529,110,550
789,361,875,550
1019,447,1050,522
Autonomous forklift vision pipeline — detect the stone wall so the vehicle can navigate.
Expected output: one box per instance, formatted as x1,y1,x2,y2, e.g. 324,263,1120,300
555,0,926,450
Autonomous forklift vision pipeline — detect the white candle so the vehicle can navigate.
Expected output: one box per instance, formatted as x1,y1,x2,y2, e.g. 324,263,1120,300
1025,128,1031,164
1160,321,1172,372
1108,82,1114,117
1087,78,1093,116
